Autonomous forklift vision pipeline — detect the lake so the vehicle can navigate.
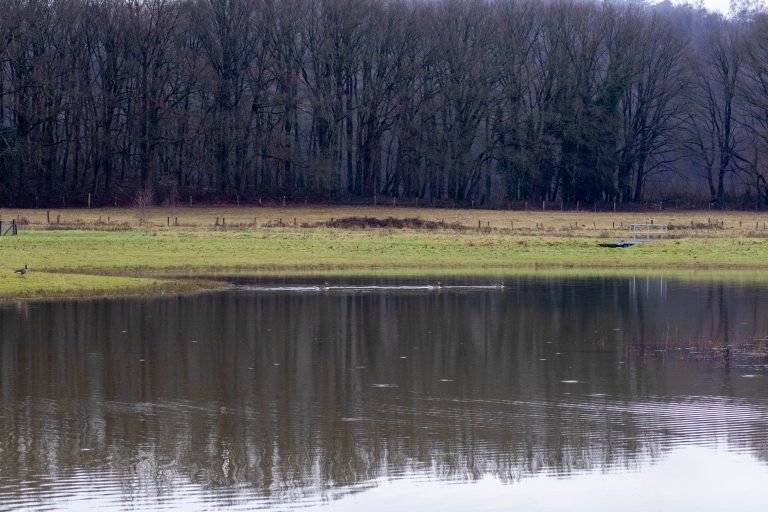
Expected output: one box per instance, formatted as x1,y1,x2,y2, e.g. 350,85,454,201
1,275,768,511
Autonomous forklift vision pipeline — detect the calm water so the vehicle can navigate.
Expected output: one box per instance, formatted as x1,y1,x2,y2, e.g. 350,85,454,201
1,276,768,511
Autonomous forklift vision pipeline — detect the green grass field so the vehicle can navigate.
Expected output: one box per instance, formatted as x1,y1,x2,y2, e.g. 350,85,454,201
3,207,768,299
4,228,768,272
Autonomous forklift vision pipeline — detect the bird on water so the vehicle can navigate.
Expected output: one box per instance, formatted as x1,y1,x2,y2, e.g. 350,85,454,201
15,263,29,276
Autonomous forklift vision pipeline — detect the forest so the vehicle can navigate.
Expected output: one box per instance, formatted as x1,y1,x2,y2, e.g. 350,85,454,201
1,0,768,208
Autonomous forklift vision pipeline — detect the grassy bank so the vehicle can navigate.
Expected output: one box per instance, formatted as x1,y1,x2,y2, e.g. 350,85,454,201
0,270,215,300
2,206,768,299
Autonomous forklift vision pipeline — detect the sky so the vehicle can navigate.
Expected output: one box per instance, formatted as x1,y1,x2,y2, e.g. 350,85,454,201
669,0,731,14
703,0,731,12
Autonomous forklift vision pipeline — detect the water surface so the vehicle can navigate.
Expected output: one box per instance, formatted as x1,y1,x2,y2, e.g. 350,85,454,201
1,275,767,510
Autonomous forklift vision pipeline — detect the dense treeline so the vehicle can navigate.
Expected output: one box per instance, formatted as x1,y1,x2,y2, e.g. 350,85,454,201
1,0,768,208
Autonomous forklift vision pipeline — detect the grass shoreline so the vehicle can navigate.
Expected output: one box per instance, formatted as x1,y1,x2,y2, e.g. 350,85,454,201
4,206,768,299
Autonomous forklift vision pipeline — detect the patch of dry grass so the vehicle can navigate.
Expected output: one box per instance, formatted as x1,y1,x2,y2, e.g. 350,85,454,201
5,206,768,237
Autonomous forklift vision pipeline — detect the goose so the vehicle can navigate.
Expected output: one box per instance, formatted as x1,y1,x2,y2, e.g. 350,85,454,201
14,263,28,276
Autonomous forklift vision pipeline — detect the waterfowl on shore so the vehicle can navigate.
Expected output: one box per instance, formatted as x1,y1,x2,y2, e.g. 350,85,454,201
14,263,28,276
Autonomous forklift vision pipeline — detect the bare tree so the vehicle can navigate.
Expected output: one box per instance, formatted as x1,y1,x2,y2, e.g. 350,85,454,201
683,15,744,207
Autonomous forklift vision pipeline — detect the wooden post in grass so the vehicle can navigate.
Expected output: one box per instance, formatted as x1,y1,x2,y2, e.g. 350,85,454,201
88,193,91,209
167,216,170,227
46,211,50,224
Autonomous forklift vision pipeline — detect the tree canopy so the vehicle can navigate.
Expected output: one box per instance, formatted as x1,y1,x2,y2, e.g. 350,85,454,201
1,0,768,208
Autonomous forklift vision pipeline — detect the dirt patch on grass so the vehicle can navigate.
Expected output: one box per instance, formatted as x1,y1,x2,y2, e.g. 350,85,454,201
308,216,466,230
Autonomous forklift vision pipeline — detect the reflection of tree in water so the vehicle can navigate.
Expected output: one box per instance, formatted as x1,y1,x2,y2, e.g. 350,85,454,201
1,277,768,505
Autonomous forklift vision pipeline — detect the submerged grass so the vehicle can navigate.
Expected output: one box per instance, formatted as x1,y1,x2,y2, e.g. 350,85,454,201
3,207,768,299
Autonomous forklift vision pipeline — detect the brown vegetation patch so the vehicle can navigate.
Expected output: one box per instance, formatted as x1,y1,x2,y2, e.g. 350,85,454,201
629,340,768,366
307,216,466,230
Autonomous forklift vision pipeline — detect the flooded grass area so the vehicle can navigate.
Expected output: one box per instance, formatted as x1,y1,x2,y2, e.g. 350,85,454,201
3,207,768,299
2,225,768,299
